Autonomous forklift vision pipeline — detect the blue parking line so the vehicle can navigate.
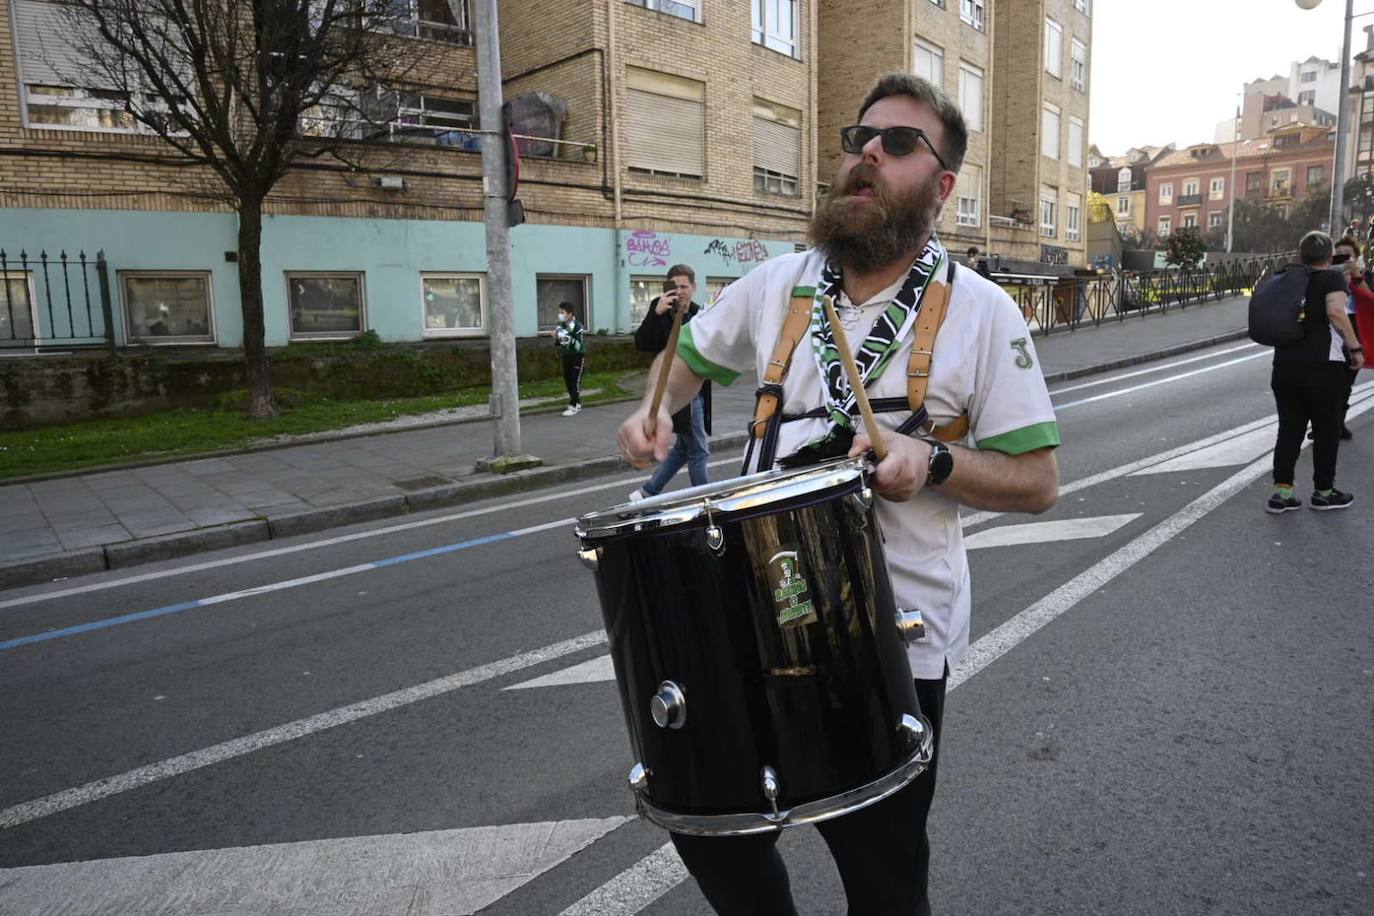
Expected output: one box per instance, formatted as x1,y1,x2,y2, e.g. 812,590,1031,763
1,530,524,652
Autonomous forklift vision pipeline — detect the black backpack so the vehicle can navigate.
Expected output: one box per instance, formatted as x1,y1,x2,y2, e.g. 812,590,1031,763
1247,264,1309,347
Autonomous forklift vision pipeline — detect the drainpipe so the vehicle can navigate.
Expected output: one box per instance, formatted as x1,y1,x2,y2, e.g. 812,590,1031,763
984,0,995,257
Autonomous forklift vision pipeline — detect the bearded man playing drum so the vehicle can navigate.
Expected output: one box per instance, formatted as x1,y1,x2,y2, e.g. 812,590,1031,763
616,73,1061,915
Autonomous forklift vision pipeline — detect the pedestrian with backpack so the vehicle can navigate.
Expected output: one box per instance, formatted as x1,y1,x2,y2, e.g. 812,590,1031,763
1257,231,1365,513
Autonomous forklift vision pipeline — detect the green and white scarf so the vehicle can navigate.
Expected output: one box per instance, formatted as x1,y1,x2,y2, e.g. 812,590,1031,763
786,236,946,464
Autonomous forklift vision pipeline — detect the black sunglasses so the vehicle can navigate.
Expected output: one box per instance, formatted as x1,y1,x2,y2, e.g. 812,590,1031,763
840,125,949,170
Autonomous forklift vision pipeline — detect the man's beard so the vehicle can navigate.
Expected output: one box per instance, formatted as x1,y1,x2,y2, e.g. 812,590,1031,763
808,164,941,274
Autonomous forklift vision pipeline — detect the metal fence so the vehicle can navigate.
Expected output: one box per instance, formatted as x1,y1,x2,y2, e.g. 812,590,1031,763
0,249,115,351
994,254,1287,337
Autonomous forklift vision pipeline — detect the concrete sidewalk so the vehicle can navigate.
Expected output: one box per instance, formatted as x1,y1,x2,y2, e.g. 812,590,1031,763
0,296,1253,588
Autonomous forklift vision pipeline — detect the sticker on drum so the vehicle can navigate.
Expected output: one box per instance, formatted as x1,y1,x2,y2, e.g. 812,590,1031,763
766,548,817,628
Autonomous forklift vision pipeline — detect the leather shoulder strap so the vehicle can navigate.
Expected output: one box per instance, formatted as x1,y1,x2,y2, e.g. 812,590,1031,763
751,287,815,438
907,260,971,442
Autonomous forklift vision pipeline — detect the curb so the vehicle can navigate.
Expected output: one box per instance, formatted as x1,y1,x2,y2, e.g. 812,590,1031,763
0,331,1244,590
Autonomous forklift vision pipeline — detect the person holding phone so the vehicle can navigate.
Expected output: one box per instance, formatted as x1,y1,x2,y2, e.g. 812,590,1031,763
629,264,711,500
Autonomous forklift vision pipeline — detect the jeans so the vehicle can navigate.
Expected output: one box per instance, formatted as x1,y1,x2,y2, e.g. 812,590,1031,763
670,674,948,915
1271,361,1347,490
642,392,710,495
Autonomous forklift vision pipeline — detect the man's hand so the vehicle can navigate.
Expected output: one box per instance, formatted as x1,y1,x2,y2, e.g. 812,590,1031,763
618,403,675,469
848,432,933,502
1352,348,1366,371
654,292,677,316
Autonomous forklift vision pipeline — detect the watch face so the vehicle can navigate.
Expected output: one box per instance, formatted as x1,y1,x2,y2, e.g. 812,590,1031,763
929,445,954,485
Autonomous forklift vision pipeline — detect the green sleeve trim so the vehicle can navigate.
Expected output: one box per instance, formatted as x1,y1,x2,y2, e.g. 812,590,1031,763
677,323,742,386
975,421,1061,455
790,286,816,299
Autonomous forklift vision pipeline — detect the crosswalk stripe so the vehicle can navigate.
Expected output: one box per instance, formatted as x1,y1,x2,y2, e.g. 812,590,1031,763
504,654,617,690
963,514,1140,550
559,842,688,916
0,817,631,916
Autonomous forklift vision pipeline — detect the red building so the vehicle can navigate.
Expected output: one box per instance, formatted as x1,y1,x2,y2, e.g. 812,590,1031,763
1145,124,1335,242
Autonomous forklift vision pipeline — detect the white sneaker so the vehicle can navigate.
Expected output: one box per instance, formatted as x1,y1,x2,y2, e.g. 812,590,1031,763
628,489,644,502
562,405,581,417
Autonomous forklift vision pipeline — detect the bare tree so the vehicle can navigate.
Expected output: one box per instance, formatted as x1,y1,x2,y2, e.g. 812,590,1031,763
49,0,441,417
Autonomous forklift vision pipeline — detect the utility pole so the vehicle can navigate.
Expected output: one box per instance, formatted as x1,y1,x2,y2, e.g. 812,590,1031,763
470,0,540,472
1226,102,1239,252
1332,0,1356,234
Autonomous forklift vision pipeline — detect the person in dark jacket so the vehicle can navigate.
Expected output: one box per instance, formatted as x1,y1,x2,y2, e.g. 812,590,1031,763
629,263,711,500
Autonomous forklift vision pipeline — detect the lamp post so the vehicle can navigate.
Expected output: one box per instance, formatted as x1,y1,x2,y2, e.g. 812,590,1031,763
1226,100,1240,252
1295,0,1354,234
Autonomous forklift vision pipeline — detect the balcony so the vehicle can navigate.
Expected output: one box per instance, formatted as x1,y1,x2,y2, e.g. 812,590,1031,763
1176,193,1203,207
1268,186,1292,200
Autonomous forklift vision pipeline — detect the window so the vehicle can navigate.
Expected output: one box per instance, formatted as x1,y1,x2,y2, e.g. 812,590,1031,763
1298,90,1315,107
1044,19,1063,78
1183,178,1200,197
1040,187,1057,237
1159,182,1174,205
1075,0,1089,12
705,278,733,306
1301,70,1317,83
956,164,982,227
421,273,484,336
1066,192,1082,242
1117,167,1132,192
960,0,984,31
629,0,700,24
1182,212,1197,229
1042,104,1061,159
1158,216,1171,237
630,276,666,325
915,40,944,86
385,0,473,44
1117,195,1130,215
753,99,801,196
121,273,215,344
1068,117,1084,168
1307,164,1325,187
926,0,946,7
752,0,798,57
286,273,365,339
1246,171,1263,192
959,63,984,131
1209,176,1225,200
391,92,476,144
0,272,39,348
1271,168,1291,195
625,68,705,178
1208,211,1224,229
536,275,589,331
1070,39,1088,92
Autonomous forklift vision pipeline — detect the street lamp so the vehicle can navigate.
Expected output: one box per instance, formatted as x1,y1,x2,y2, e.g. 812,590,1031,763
1295,0,1354,234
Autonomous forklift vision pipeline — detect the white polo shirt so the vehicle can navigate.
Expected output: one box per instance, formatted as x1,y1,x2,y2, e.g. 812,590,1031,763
679,249,1060,679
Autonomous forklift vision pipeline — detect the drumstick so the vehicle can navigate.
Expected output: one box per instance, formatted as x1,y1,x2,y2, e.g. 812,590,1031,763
646,293,688,438
821,295,889,462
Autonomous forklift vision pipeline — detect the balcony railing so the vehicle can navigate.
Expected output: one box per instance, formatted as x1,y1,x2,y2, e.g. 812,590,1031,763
1176,193,1203,207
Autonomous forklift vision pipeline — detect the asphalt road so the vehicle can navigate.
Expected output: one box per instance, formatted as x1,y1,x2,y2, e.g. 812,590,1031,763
1,340,1371,916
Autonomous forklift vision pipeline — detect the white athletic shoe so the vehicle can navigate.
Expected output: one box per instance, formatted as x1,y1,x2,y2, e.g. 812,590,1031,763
628,489,644,502
562,405,581,417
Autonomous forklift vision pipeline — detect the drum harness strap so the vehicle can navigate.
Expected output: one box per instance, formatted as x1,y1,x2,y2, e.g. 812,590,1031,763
742,258,968,474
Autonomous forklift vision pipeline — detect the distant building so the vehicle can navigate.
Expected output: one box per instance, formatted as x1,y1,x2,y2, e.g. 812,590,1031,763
1089,145,1174,238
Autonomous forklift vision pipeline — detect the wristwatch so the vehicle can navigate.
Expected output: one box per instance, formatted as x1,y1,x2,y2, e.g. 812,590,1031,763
925,440,953,486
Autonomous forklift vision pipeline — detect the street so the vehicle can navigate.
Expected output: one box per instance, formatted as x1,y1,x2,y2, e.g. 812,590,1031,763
2,340,1372,915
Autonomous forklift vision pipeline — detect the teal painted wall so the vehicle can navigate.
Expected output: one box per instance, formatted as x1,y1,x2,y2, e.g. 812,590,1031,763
1,208,796,347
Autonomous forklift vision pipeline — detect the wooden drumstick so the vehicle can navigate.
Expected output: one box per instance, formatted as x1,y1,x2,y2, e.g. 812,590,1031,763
821,295,889,462
646,292,689,438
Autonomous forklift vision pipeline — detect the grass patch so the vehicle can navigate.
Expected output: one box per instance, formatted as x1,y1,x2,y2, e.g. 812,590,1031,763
0,370,636,480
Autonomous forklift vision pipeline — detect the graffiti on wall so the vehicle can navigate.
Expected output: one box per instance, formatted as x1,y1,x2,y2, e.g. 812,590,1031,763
626,230,672,268
703,238,771,267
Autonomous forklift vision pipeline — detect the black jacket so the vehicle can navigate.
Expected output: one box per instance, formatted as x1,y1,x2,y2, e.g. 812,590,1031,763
634,297,712,436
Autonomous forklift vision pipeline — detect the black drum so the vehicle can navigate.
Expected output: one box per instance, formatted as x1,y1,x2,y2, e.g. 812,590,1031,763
574,458,933,836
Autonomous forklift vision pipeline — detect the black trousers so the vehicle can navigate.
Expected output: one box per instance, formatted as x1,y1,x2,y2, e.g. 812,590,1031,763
1271,361,1347,490
561,353,584,407
670,674,948,916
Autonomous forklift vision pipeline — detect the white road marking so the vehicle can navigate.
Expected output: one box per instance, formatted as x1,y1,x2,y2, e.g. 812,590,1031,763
560,841,689,916
0,458,743,611
1047,343,1260,396
0,816,631,916
504,654,617,690
1052,351,1270,411
0,631,608,830
963,514,1140,550
1130,426,1277,476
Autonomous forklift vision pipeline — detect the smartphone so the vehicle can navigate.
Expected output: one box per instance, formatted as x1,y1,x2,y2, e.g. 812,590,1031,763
1334,252,1351,265
662,280,677,294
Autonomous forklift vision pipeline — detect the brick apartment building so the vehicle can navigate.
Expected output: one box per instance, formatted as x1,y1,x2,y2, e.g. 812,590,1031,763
1089,144,1172,238
3,0,1092,351
1145,124,1335,242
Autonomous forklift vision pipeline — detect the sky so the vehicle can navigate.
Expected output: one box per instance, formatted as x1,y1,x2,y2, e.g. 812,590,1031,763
1089,0,1360,154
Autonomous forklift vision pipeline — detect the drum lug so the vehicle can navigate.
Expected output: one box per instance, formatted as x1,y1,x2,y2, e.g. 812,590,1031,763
894,607,926,644
650,680,687,729
628,762,650,793
898,713,935,763
577,547,601,571
849,487,873,512
705,524,725,554
760,765,781,816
